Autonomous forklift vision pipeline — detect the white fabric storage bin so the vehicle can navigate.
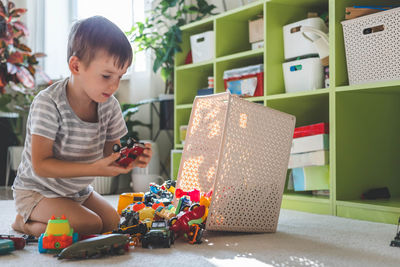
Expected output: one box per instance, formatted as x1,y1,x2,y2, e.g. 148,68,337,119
283,57,324,93
190,31,215,63
341,7,400,85
283,17,328,60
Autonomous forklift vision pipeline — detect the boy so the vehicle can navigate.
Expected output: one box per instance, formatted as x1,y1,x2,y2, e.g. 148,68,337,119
11,16,152,237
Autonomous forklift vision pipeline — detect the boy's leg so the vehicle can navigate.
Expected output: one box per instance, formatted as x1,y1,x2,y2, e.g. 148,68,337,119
16,197,103,237
82,191,120,233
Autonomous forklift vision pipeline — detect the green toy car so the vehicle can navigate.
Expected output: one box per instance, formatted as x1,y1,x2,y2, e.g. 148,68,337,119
141,220,174,248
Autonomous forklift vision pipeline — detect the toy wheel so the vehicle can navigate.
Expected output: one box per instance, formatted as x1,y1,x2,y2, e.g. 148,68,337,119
190,203,200,211
168,217,177,227
126,138,134,148
113,144,121,152
142,239,149,248
38,234,48,253
164,238,171,248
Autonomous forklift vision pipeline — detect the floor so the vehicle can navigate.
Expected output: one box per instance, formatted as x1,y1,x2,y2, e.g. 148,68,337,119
1,191,400,266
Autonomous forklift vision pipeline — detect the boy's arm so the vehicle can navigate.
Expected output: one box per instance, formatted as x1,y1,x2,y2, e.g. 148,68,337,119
31,134,133,178
103,140,121,157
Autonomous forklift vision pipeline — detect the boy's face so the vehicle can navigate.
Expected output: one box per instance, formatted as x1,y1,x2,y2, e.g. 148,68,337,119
77,51,129,103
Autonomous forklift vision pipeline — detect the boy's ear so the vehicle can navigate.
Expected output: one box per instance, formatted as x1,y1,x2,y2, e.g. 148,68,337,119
68,56,81,75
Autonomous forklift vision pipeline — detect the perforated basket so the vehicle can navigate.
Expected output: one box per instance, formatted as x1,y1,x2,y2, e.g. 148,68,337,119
175,93,295,232
341,8,400,85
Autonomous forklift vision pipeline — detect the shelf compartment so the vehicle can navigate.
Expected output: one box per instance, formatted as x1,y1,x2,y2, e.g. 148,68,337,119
176,18,214,67
265,0,328,96
174,107,192,148
215,53,264,94
175,63,213,105
282,193,331,215
215,2,264,58
337,200,400,224
336,91,400,210
267,92,329,127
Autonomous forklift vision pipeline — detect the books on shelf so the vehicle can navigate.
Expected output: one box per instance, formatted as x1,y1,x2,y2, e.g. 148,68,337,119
291,165,330,191
293,122,329,138
288,150,329,169
291,134,329,154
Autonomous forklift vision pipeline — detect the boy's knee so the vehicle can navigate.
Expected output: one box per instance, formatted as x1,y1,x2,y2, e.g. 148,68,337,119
102,209,120,233
71,214,103,234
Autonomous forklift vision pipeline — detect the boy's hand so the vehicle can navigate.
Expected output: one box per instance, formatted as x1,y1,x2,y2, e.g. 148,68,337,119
91,153,134,177
133,142,152,168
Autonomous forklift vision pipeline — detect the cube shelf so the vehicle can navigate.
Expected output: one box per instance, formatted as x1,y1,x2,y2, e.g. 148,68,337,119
174,0,400,224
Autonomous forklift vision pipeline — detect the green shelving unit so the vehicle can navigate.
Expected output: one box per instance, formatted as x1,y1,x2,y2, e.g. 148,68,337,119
174,0,400,224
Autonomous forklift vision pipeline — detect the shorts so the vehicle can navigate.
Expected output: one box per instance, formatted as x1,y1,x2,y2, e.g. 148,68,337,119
13,189,92,223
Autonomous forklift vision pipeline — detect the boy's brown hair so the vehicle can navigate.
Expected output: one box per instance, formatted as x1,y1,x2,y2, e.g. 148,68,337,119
67,16,133,69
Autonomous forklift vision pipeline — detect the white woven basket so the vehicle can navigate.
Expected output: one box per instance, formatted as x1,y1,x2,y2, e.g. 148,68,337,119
175,93,295,232
341,7,400,85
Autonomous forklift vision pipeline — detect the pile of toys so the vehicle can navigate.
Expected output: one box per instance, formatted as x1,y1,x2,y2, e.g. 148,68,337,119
16,179,211,260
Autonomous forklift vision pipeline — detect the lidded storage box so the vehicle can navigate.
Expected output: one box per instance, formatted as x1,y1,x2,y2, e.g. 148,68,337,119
341,7,400,85
175,93,295,232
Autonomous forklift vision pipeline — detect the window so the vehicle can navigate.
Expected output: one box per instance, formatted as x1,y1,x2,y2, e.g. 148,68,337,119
34,0,142,80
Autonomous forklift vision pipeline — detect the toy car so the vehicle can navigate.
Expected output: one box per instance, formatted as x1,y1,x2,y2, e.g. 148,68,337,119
38,215,78,253
0,235,26,250
169,204,206,236
110,222,148,236
0,239,14,255
57,234,129,259
141,220,174,248
117,192,145,214
113,137,145,167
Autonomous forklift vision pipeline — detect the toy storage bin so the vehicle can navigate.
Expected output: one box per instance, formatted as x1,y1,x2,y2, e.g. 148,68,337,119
283,57,324,93
223,64,264,97
190,31,215,63
175,93,295,232
341,8,400,85
283,17,328,60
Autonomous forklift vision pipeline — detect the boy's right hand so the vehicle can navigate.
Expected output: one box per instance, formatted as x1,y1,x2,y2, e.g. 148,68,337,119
91,153,134,177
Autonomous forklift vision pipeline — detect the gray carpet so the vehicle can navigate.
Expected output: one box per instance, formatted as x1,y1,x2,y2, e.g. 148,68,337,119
1,195,400,267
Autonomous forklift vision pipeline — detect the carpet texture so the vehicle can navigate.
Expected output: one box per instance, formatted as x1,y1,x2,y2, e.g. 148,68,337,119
1,195,399,267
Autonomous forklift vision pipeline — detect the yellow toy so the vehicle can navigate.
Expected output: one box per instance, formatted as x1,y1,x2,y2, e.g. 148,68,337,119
117,192,145,215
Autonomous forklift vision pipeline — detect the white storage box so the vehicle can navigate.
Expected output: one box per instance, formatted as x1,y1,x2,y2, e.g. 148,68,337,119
283,57,324,93
283,17,328,60
341,8,400,85
190,31,215,63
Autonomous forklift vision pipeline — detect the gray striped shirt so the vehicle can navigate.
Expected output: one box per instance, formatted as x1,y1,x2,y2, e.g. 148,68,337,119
12,78,127,198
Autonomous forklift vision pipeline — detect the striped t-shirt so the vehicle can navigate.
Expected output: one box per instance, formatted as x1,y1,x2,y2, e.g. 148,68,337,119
12,78,127,198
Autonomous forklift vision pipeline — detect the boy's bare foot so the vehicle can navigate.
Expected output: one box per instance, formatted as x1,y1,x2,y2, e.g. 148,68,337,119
11,214,25,233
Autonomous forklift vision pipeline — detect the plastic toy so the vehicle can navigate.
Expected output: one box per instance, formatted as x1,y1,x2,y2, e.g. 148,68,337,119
187,224,205,244
155,205,176,221
119,209,140,228
0,239,14,255
0,235,26,250
38,215,78,253
113,137,145,167
141,221,174,248
117,192,145,214
169,205,206,236
162,180,176,195
108,222,148,236
390,217,400,247
57,234,129,259
175,188,200,202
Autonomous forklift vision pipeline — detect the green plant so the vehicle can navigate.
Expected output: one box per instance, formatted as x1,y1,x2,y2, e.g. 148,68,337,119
126,0,217,94
120,100,153,145
0,1,51,145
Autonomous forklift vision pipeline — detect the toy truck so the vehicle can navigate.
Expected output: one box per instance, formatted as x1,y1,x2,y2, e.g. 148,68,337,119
38,215,78,253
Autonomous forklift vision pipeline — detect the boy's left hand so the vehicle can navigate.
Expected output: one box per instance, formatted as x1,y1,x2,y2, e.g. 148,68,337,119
133,143,152,168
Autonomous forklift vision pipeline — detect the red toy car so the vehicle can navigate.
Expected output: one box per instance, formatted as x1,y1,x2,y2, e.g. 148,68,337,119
113,138,145,167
